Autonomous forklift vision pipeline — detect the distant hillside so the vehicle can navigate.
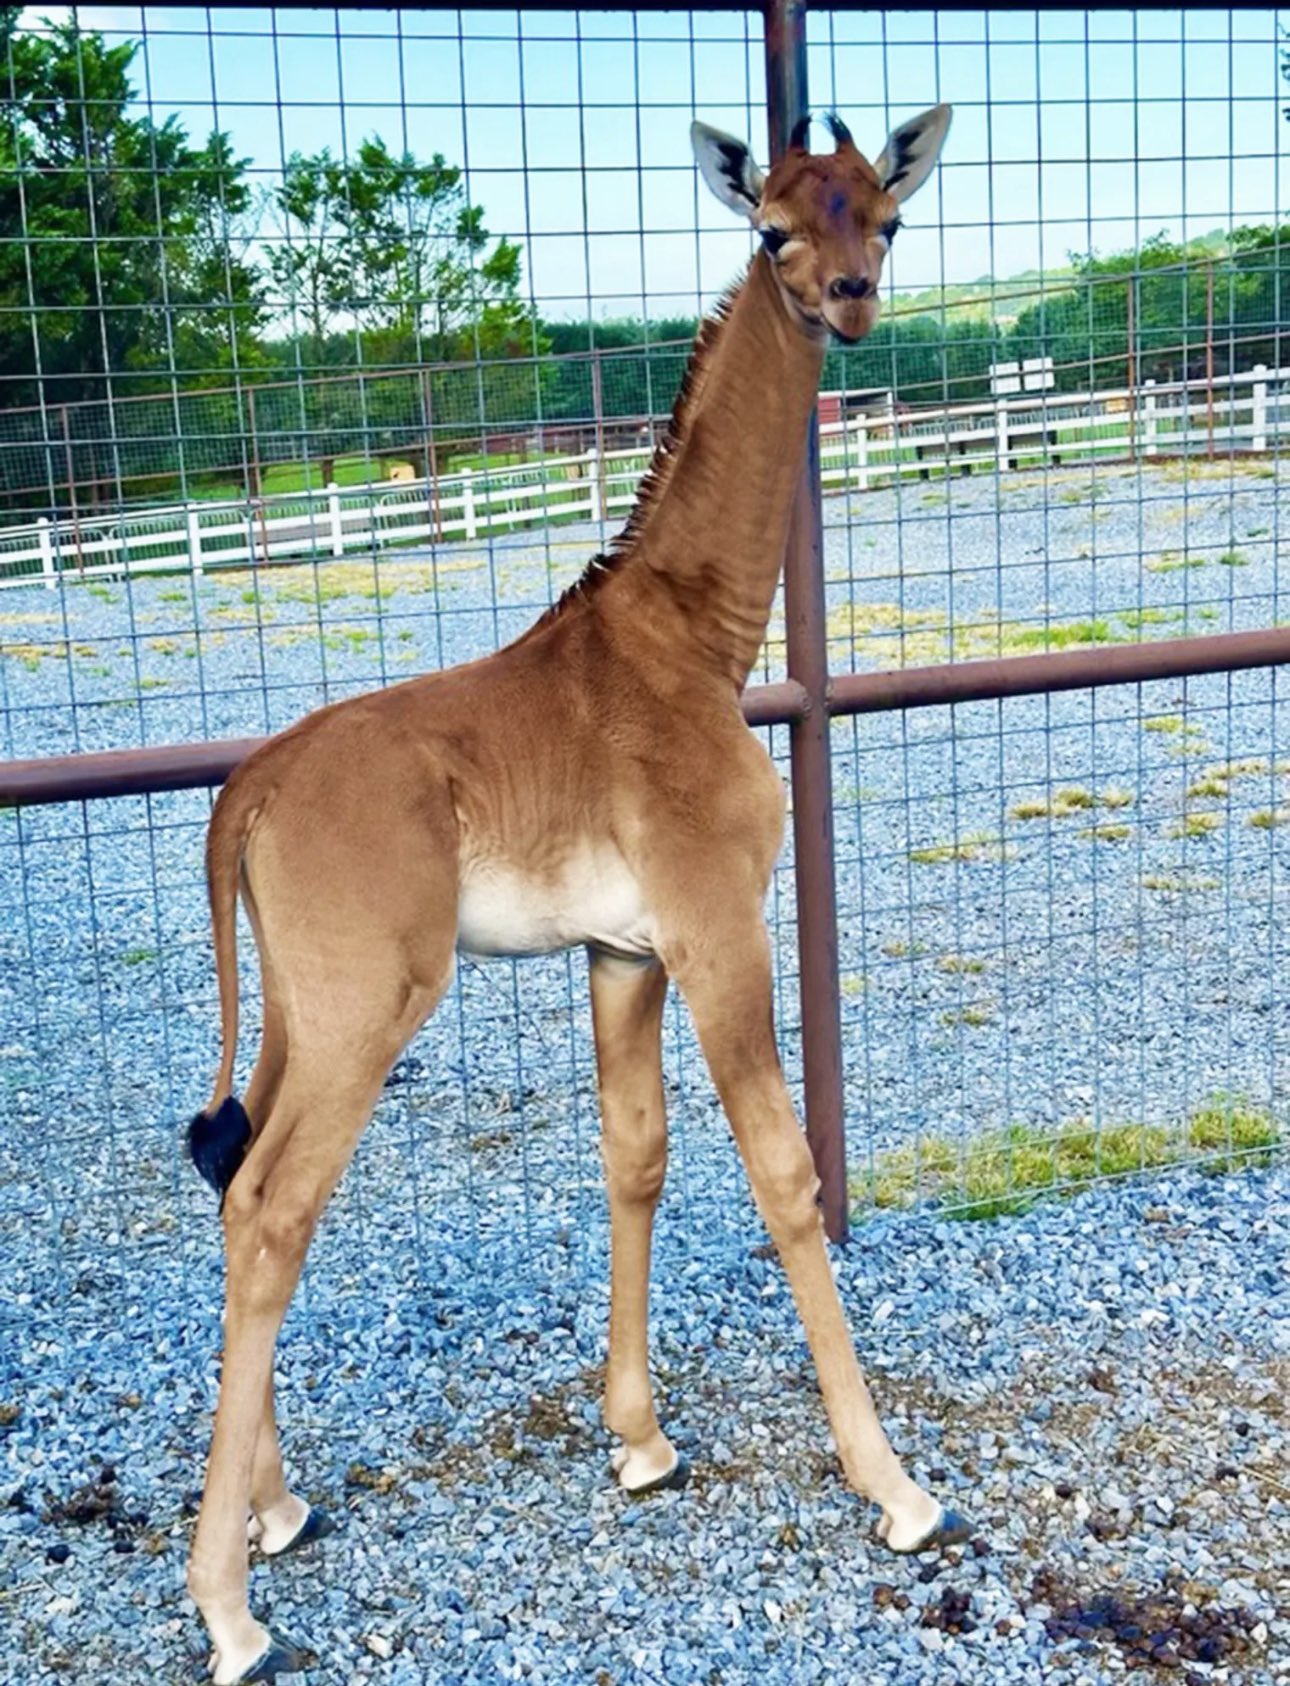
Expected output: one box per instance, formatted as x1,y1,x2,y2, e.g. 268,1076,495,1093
889,266,1074,325
888,229,1241,327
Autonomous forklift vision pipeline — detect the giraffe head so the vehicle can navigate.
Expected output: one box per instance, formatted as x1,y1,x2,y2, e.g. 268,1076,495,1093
691,105,951,344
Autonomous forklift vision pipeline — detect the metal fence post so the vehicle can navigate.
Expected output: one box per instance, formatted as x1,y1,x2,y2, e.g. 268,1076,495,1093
764,0,848,1243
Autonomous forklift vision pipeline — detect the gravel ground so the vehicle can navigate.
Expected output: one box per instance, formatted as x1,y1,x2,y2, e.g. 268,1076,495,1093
1,1166,1286,1685
1,460,1288,1681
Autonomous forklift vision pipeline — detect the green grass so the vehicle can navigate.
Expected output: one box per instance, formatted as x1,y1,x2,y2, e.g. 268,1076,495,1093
1080,822,1131,842
210,555,481,609
323,625,375,654
189,445,580,503
1000,619,1123,653
910,833,1014,866
1010,785,1096,822
940,1002,995,1028
1167,812,1224,840
1142,872,1220,893
122,947,156,966
2,640,98,671
1249,808,1290,830
936,954,987,975
1146,550,1206,573
1116,607,1185,633
1187,775,1230,800
1153,719,1210,755
1217,550,1249,567
191,452,420,502
851,1100,1282,1220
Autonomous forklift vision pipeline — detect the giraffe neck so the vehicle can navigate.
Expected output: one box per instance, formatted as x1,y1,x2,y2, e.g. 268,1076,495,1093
623,251,826,691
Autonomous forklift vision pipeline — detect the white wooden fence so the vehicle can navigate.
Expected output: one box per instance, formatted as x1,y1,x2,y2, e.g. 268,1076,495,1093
1,362,1285,591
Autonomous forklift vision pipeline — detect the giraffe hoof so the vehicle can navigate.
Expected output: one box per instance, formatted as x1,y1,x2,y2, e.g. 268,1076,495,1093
623,1453,691,1497
890,1506,974,1555
238,1635,311,1682
264,1505,334,1557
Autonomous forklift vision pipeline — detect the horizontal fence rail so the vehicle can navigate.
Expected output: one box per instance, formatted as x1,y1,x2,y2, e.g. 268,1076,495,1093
2,362,1286,589
6,631,1290,809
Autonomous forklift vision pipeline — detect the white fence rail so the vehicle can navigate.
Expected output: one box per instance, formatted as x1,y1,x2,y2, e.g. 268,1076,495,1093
2,363,1286,591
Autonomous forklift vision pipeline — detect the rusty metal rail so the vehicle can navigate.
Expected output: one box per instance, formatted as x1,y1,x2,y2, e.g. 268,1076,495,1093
828,626,1290,714
5,630,1289,812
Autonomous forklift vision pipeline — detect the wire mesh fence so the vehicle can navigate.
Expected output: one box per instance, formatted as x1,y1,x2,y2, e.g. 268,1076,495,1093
2,3,1288,1350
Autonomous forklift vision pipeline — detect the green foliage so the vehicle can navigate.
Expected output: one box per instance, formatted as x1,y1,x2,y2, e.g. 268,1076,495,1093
853,1099,1282,1219
0,10,264,410
268,138,530,361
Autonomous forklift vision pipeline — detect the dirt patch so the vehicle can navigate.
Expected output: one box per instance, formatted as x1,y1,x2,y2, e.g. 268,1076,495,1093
1031,1567,1263,1673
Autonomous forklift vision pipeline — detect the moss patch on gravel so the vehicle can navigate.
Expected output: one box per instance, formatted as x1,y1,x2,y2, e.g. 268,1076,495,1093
1167,812,1224,840
910,832,1014,866
852,1101,1283,1220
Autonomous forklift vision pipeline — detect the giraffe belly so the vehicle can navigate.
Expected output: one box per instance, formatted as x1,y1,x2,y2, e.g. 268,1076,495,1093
456,850,657,960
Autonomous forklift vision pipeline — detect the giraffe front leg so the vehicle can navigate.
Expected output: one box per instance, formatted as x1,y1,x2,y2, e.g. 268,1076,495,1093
670,911,971,1553
588,950,687,1495
245,1377,332,1558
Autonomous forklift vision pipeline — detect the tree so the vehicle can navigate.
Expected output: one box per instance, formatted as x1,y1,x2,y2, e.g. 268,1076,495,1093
165,129,266,380
0,8,264,419
267,138,528,364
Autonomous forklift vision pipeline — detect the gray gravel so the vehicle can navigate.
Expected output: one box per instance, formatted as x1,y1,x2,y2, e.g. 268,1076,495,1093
2,1167,1287,1684
2,459,1288,1681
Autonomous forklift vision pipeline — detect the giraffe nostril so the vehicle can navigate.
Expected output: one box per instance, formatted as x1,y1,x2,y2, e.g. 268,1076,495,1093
829,275,871,301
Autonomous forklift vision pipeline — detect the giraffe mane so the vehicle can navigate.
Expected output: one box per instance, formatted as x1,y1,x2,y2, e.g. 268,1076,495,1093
534,269,745,627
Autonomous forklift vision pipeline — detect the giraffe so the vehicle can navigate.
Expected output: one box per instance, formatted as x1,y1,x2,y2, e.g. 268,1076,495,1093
185,105,957,1684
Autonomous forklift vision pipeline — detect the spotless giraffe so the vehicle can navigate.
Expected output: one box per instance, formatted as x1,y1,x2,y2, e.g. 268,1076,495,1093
186,105,958,1683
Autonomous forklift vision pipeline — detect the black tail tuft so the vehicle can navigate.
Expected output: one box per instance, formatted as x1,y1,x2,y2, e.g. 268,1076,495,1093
187,1096,252,1203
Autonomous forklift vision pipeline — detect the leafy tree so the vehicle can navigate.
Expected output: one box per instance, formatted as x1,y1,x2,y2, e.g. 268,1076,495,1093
0,8,264,418
268,138,528,363
1006,227,1289,393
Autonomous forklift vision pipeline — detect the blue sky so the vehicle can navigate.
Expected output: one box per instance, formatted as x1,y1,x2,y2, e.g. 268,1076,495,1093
18,6,1290,322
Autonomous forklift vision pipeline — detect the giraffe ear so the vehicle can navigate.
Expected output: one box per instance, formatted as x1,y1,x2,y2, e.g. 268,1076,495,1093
690,121,765,219
873,104,951,204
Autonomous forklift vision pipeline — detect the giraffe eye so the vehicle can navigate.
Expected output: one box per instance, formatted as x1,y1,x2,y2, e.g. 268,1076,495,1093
880,218,902,246
760,226,789,256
